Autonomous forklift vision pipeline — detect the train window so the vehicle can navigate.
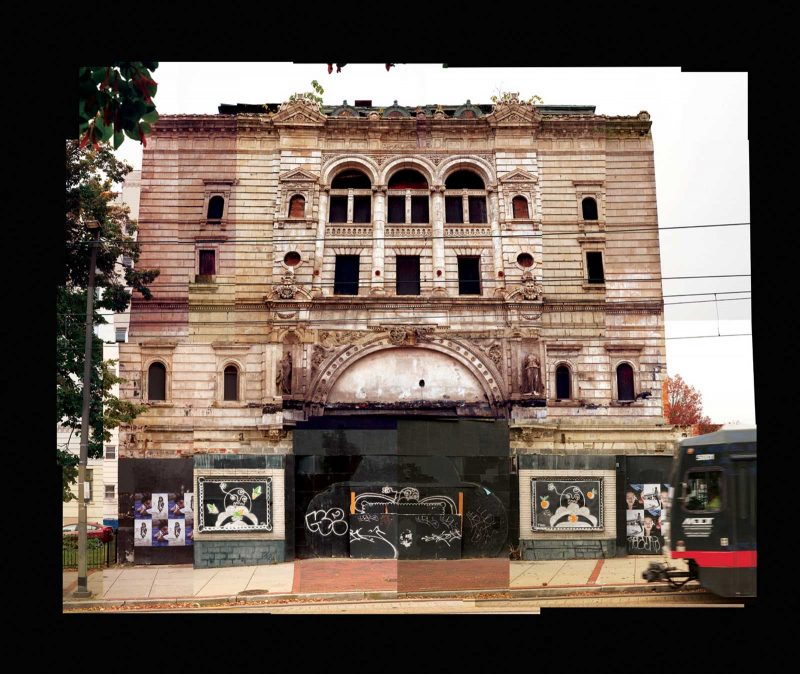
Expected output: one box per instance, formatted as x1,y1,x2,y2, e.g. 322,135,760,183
684,470,723,511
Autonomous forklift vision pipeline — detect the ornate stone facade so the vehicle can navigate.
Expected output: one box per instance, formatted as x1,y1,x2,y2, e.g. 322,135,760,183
120,98,677,457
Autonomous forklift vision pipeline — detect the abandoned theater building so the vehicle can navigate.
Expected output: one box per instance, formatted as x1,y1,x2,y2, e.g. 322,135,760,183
117,95,679,567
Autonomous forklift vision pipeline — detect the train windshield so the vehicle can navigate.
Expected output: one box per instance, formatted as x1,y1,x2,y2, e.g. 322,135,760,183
684,469,723,511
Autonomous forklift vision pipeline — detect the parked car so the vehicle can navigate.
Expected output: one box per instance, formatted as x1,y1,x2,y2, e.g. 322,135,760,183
63,522,114,543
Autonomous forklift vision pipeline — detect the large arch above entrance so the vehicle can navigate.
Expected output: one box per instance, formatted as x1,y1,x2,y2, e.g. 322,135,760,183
307,335,506,413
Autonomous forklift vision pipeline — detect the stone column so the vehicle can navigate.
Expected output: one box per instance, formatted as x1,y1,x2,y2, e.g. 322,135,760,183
488,188,505,295
313,186,328,294
431,185,446,293
347,188,354,223
371,185,386,294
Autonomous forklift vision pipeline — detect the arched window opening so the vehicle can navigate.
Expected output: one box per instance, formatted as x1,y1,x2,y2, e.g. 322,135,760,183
617,363,635,401
445,170,485,189
388,169,429,223
512,196,529,219
582,197,598,220
288,195,305,218
388,169,428,190
555,365,571,400
331,169,371,189
224,365,238,401
207,195,225,219
148,363,166,401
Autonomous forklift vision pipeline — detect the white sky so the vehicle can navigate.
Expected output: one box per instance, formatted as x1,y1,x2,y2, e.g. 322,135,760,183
112,64,753,425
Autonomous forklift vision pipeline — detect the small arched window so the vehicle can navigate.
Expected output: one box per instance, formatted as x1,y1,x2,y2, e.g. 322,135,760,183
223,365,238,401
148,362,166,401
207,195,225,220
555,365,571,400
617,363,635,401
581,197,598,221
512,196,529,219
288,195,305,218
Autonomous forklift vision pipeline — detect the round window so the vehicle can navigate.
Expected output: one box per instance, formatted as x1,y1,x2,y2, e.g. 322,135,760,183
284,251,301,267
517,253,534,268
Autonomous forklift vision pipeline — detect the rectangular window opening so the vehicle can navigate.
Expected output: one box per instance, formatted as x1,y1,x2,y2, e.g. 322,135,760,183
684,470,723,512
115,327,127,343
387,196,405,223
396,255,421,295
468,196,487,223
105,485,116,499
411,196,429,223
458,256,481,295
353,196,372,223
329,196,348,223
586,251,605,283
445,196,463,223
334,255,360,295
104,445,116,460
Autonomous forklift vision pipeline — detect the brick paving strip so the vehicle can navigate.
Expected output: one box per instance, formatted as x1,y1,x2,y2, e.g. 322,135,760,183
293,558,510,594
587,559,604,585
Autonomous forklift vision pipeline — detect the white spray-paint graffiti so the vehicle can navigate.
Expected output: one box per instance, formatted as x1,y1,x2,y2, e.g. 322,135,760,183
400,530,413,548
466,507,496,544
350,526,399,559
305,508,349,536
628,535,662,553
355,486,457,515
420,529,463,547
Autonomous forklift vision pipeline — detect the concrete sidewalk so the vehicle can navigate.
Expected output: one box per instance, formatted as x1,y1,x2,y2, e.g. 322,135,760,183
63,554,689,609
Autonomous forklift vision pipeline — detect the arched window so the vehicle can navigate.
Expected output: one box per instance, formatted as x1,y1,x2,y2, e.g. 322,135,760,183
617,363,635,401
445,169,487,224
148,362,166,401
329,168,372,223
288,195,305,218
223,365,238,401
512,196,529,219
207,195,225,220
555,365,571,400
388,169,429,224
581,197,598,221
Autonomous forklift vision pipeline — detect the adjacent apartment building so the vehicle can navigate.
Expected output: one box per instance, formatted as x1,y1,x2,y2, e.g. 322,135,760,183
116,95,679,567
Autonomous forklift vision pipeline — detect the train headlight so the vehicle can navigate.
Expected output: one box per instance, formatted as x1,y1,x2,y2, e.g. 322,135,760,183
676,540,685,552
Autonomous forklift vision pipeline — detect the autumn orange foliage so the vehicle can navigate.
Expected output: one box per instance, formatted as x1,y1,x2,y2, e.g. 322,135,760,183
662,374,722,436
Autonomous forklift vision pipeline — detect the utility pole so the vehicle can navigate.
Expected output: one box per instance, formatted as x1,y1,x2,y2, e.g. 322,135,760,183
73,219,100,598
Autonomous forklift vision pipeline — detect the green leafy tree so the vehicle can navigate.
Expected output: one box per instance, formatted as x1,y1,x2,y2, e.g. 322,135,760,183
59,140,159,501
78,63,159,149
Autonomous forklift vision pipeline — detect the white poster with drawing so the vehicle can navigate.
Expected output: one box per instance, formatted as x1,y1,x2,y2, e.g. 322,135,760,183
134,519,152,546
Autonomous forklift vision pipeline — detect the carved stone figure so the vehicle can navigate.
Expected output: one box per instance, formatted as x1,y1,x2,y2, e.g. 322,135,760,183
523,353,542,395
276,352,292,395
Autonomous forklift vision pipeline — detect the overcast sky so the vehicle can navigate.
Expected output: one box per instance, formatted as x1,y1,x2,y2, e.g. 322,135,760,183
112,64,753,425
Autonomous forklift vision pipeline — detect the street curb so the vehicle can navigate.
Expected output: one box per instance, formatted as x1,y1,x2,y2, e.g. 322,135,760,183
63,581,681,610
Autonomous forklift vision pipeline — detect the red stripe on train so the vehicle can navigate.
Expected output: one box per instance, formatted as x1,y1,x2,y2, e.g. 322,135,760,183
671,550,756,567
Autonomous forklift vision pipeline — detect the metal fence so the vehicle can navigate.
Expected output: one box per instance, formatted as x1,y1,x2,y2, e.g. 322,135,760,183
62,534,117,569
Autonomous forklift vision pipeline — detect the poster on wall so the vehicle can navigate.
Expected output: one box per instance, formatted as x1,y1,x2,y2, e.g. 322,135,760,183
531,479,603,531
197,477,273,533
133,491,194,546
624,483,670,555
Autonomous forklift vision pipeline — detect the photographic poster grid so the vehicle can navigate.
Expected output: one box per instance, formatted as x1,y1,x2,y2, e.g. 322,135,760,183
133,491,195,546
531,478,603,531
624,483,672,555
197,477,273,533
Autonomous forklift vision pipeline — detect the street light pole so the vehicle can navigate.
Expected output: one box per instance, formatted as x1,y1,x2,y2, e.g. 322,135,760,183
73,219,100,599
